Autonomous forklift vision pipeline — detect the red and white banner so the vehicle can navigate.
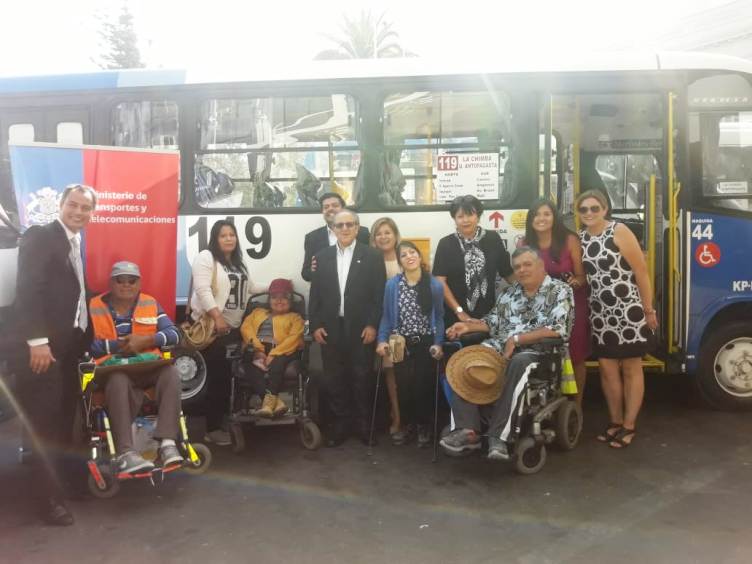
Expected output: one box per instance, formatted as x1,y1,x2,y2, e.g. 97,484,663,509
10,143,179,317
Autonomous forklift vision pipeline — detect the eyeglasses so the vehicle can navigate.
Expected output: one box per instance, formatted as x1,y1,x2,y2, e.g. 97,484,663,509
334,222,357,230
114,276,139,285
577,205,602,214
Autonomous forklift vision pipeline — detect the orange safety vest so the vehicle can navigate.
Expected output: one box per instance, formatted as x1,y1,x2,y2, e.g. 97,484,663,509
89,292,161,365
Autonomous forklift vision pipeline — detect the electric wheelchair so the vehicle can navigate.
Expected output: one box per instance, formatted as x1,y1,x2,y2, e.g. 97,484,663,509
226,292,323,453
441,336,583,475
78,349,211,498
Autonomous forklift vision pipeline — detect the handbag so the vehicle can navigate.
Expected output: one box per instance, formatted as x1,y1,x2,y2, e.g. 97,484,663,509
179,260,218,350
388,333,406,364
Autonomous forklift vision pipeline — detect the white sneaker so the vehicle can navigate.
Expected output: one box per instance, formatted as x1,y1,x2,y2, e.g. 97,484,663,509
115,450,155,474
204,429,231,446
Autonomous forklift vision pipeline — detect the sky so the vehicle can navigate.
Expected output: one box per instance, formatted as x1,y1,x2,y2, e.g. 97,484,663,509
0,0,740,77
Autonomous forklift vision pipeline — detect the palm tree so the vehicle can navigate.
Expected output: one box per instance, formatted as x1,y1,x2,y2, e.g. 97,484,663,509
314,10,413,60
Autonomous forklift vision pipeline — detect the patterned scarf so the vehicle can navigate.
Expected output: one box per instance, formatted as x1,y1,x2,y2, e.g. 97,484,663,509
455,227,487,312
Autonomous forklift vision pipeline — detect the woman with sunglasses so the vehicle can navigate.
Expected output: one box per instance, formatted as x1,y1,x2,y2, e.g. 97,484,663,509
377,241,444,447
523,198,590,405
370,217,403,440
576,190,657,449
190,219,265,446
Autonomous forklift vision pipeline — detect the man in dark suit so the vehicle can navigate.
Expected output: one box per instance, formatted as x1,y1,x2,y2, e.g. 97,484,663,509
13,183,96,526
300,192,369,282
309,210,386,446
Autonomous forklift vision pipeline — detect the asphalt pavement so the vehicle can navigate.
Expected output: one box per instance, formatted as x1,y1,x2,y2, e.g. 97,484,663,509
2,375,752,564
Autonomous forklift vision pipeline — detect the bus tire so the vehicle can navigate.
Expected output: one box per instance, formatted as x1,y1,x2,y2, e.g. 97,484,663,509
697,321,752,410
174,347,208,413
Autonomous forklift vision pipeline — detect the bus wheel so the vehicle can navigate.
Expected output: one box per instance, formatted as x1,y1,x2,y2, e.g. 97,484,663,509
697,321,752,410
174,347,207,413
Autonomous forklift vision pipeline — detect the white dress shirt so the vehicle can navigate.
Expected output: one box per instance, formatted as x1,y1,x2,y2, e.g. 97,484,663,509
327,226,337,246
336,240,356,317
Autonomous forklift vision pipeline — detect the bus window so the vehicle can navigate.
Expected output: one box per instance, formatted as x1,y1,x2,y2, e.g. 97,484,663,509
691,111,752,212
8,123,34,144
56,122,83,145
112,101,179,149
197,95,359,209
595,154,659,211
382,90,512,206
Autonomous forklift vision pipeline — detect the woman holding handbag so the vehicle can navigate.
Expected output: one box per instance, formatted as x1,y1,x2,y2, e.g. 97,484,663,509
376,241,444,448
190,220,265,446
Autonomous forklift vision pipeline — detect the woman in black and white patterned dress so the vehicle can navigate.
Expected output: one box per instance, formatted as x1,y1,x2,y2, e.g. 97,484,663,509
577,190,658,449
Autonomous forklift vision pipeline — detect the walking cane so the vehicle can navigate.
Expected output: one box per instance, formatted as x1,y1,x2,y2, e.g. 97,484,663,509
432,355,441,463
367,356,383,457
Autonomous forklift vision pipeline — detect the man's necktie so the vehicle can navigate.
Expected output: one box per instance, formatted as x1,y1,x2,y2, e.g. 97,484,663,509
70,235,88,332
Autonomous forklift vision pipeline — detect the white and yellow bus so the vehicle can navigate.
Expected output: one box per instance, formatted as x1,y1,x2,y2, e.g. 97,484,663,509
2,52,752,409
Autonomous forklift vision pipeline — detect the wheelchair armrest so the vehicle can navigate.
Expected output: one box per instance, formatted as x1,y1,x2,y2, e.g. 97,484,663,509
539,337,564,347
459,332,488,347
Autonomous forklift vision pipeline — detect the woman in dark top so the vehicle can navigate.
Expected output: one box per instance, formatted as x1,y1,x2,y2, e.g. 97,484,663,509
432,195,513,326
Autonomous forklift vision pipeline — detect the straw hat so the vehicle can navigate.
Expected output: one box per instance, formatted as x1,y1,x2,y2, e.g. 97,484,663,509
445,345,507,405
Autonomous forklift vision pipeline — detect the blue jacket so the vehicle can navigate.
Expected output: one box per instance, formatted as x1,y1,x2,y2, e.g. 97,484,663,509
378,273,445,347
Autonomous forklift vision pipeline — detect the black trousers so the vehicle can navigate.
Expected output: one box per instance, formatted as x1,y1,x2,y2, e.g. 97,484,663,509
394,337,436,427
244,348,298,397
203,330,240,432
321,323,374,438
13,330,85,501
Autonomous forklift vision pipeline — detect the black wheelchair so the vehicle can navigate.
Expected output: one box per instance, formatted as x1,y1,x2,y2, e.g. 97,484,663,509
78,349,212,498
441,336,583,475
226,292,323,453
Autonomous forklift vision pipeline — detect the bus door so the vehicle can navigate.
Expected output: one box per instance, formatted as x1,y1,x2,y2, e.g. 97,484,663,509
546,92,666,369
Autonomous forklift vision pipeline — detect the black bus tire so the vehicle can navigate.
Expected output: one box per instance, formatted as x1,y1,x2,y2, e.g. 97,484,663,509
174,347,208,414
696,321,752,411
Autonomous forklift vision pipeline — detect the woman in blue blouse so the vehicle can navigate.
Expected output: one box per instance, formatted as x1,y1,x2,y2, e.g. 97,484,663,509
377,241,444,447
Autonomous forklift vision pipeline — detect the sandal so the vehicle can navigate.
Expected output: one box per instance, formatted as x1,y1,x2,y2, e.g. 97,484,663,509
608,427,636,449
597,423,622,443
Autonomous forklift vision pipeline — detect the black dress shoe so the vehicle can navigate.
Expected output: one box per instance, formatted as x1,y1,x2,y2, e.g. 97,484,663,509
42,498,74,526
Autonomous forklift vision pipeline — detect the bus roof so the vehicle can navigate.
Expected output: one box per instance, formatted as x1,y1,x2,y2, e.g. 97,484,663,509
1,51,751,94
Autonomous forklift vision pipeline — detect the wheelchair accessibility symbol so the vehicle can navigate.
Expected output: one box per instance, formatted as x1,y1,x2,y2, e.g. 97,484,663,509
695,242,721,268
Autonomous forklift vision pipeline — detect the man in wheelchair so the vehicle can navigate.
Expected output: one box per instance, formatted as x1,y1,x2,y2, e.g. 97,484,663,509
443,247,573,461
89,261,182,473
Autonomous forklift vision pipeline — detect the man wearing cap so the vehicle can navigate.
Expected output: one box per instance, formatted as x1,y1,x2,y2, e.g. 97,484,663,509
442,247,573,460
88,261,182,474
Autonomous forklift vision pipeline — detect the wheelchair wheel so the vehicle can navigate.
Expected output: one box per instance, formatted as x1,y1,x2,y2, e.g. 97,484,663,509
87,469,120,499
299,419,323,450
231,423,246,454
555,400,583,451
183,443,212,475
514,437,547,475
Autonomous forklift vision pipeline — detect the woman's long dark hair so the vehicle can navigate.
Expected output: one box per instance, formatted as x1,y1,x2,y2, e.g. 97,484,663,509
524,199,575,262
208,220,247,273
397,241,432,316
